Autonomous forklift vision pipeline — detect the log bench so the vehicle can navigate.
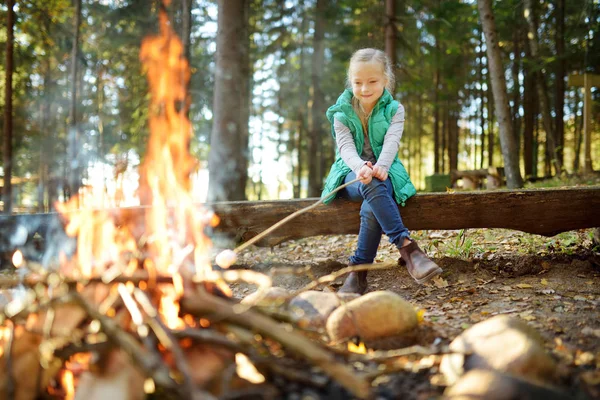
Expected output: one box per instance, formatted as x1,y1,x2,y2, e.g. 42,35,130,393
0,187,598,265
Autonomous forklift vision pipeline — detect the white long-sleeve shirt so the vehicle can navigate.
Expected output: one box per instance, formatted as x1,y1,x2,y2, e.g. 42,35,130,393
334,104,405,175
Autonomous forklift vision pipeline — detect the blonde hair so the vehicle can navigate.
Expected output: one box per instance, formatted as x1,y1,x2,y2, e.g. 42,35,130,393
346,48,395,93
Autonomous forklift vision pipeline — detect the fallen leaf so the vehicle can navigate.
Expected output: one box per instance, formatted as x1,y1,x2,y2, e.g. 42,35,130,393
516,283,533,289
432,276,449,288
540,278,548,285
574,351,595,366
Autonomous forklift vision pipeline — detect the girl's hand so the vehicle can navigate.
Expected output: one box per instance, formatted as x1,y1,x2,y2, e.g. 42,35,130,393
357,162,373,184
372,165,388,181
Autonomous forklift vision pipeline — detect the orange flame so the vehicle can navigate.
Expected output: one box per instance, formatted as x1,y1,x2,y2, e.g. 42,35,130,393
61,370,75,400
55,2,222,288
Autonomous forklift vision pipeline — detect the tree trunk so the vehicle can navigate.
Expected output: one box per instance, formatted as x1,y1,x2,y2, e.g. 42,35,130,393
523,66,536,178
441,97,448,173
433,67,441,173
67,0,83,199
524,0,562,174
573,88,582,173
308,0,326,197
554,0,565,168
38,55,53,213
478,30,486,170
511,18,522,154
448,104,459,174
385,0,397,93
486,66,494,167
477,0,524,188
208,0,250,201
181,0,193,62
3,0,15,214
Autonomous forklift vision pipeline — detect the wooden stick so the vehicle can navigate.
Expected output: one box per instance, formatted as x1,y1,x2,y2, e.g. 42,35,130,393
130,288,210,400
71,291,177,391
232,177,361,254
6,321,15,400
181,287,371,399
0,272,174,289
286,262,396,298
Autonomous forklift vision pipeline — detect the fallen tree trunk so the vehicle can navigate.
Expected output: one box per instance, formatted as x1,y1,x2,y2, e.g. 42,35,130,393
1,188,599,255
212,187,600,245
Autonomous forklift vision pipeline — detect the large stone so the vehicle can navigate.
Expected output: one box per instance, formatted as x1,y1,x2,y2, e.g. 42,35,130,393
326,291,418,342
289,290,359,330
241,286,290,309
444,369,573,400
440,315,556,386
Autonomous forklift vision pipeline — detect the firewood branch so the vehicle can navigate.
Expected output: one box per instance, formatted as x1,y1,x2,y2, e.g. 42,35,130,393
181,287,371,399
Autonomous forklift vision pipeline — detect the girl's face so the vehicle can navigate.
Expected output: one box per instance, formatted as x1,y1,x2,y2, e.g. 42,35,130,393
350,61,387,112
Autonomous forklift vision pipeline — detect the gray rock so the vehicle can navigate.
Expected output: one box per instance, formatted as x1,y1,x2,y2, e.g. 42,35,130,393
444,369,573,400
289,290,359,330
440,315,556,386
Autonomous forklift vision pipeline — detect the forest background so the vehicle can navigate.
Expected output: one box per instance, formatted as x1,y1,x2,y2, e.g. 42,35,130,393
0,0,599,213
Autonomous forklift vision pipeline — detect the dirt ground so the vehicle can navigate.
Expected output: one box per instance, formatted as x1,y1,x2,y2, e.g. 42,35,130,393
227,228,600,399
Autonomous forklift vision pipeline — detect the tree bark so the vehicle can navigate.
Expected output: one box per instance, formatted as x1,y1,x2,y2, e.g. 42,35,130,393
478,30,486,170
67,0,83,199
208,0,250,201
511,17,522,155
433,67,441,173
478,0,524,188
486,65,494,167
182,0,193,62
294,0,308,198
308,0,326,197
3,0,15,214
385,0,397,93
524,0,562,174
572,88,582,173
554,0,565,167
448,105,459,174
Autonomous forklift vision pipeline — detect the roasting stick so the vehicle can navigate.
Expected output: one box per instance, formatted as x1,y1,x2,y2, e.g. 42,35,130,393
215,177,362,268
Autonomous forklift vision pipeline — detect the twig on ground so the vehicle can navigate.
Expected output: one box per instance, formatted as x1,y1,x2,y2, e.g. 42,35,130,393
287,262,397,298
349,344,451,363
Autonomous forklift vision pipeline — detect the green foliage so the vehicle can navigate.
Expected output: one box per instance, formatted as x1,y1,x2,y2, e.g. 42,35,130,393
1,0,598,208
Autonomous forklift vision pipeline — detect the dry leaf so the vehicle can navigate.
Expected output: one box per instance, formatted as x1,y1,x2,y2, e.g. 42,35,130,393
540,278,548,286
433,276,449,288
516,283,533,289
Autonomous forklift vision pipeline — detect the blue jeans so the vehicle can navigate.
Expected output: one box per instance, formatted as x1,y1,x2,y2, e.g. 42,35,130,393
340,172,410,265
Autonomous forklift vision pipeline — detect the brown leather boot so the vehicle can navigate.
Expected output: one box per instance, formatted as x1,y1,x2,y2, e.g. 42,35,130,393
399,240,442,284
338,271,368,295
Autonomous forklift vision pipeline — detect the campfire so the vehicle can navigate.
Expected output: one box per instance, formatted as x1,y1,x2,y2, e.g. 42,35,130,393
0,2,374,399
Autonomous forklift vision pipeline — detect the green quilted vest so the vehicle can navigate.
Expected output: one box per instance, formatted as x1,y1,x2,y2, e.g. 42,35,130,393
321,89,417,206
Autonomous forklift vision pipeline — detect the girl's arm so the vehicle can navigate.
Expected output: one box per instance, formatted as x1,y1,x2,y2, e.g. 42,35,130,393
335,119,367,175
374,105,405,174
335,119,373,183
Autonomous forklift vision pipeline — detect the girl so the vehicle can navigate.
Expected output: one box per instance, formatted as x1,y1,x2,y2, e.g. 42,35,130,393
321,48,442,294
